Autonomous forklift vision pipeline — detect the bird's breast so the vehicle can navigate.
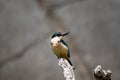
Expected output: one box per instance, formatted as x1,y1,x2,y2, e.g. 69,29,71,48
51,42,62,54
51,42,68,59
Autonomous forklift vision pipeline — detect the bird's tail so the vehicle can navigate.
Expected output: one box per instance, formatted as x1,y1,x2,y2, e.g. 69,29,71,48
67,59,73,66
67,59,75,70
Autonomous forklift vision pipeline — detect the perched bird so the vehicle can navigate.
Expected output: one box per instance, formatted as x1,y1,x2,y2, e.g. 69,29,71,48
50,32,73,67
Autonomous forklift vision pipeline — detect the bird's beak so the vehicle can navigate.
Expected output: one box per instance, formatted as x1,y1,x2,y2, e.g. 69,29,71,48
62,32,69,36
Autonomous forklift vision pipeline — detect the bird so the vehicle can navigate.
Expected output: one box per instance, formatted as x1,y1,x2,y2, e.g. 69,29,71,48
50,32,74,67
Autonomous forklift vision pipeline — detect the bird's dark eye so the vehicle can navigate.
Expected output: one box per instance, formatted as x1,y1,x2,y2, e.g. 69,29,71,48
57,34,60,36
57,32,62,36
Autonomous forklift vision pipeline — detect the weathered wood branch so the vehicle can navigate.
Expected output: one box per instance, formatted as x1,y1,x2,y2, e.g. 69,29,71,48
58,58,75,80
93,65,112,80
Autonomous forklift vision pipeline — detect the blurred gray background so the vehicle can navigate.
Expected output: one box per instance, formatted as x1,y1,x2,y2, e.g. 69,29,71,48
0,0,120,80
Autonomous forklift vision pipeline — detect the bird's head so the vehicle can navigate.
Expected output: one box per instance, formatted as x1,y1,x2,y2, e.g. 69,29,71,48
51,32,69,46
51,32,69,39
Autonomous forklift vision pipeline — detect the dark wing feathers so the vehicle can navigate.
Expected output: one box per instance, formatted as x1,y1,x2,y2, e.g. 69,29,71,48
68,50,70,58
61,39,70,58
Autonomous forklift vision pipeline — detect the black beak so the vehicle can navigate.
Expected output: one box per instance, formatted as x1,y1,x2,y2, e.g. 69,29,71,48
62,32,69,36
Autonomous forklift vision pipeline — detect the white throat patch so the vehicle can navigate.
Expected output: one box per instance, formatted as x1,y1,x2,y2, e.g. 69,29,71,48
51,37,61,43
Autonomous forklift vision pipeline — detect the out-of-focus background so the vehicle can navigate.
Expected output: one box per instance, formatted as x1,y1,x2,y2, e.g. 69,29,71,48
0,0,119,80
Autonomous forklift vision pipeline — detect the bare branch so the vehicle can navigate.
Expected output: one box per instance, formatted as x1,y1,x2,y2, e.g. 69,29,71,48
58,58,75,80
93,65,112,80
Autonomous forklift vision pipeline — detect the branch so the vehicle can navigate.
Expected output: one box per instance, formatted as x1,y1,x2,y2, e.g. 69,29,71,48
93,65,112,80
58,58,75,80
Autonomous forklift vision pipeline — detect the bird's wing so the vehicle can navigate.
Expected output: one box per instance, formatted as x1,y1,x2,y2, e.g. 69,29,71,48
68,50,70,58
61,39,70,58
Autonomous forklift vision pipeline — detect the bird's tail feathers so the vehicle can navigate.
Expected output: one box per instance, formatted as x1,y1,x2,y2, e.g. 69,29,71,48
67,59,73,66
67,59,75,70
